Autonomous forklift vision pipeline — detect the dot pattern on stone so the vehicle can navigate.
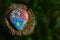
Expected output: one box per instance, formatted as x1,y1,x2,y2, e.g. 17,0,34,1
5,4,35,36
9,9,28,30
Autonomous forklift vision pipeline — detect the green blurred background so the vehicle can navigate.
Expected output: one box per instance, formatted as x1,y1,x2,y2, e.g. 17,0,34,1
0,0,60,40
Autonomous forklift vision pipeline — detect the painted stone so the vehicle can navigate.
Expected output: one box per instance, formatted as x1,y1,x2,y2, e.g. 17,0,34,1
9,9,28,30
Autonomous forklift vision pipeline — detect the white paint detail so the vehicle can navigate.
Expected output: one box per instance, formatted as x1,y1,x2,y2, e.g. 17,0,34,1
16,22,20,26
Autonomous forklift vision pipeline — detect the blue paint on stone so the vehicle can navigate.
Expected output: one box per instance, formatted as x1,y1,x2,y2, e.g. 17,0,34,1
10,17,26,30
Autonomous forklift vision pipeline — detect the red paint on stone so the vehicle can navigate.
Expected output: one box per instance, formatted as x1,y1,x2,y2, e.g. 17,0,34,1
20,10,28,21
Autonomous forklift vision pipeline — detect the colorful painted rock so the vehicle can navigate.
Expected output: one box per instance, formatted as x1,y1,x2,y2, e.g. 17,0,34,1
5,4,35,36
9,9,28,30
